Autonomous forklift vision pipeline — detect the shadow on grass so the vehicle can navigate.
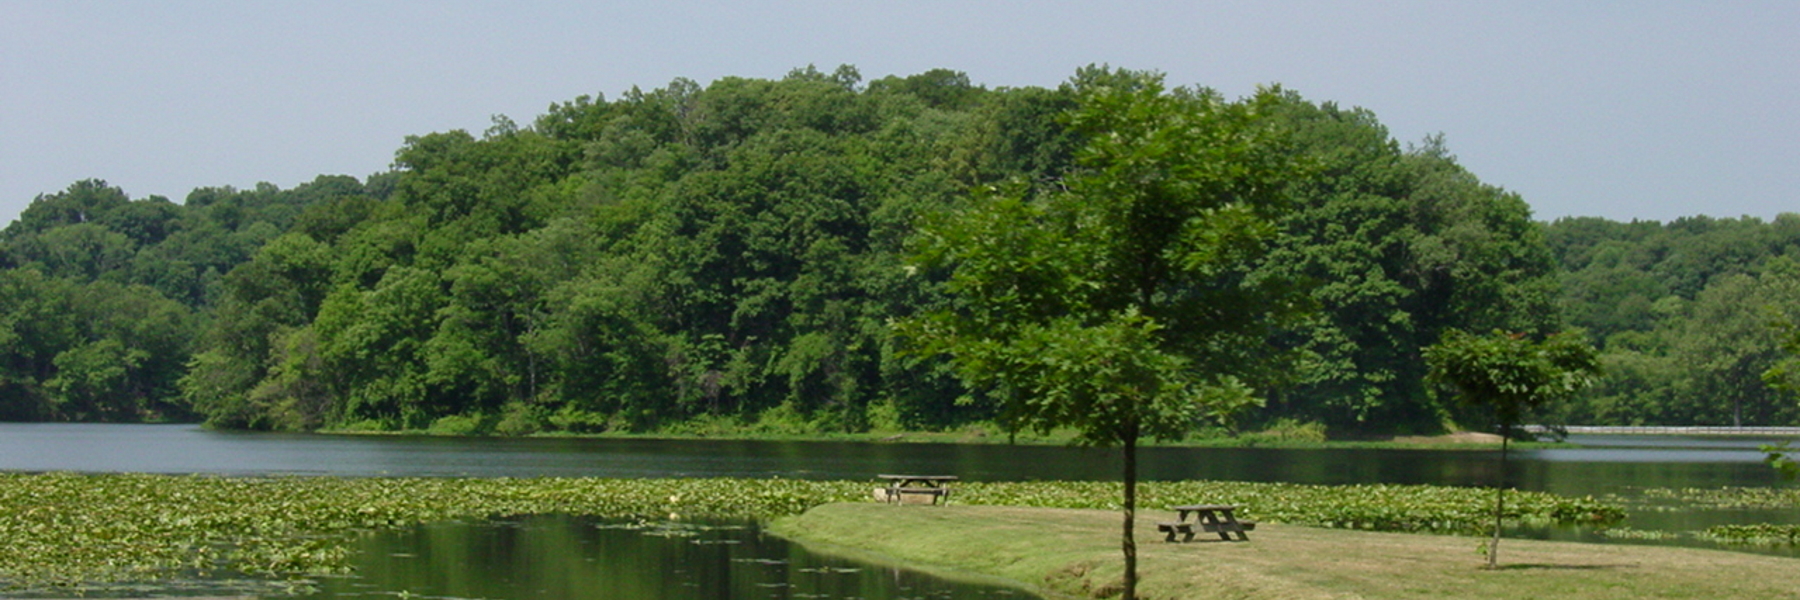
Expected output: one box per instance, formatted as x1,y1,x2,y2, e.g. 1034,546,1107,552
1492,563,1637,571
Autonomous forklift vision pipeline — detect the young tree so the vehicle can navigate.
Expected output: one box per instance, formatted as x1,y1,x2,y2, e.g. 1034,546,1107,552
1761,302,1800,480
898,67,1306,599
1424,329,1600,568
1763,441,1798,480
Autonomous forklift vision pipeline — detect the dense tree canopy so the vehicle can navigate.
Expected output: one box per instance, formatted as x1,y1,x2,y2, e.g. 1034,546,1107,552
1546,216,1800,426
0,176,389,422
2,66,1789,433
1256,102,1564,433
897,67,1308,599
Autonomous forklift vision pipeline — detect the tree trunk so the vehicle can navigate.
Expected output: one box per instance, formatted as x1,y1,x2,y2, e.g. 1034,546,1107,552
1122,428,1139,600
1489,428,1510,569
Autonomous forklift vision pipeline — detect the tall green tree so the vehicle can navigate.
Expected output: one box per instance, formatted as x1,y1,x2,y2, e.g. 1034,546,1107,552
1559,254,1800,427
0,269,193,421
899,67,1305,600
1424,329,1599,569
1253,101,1564,434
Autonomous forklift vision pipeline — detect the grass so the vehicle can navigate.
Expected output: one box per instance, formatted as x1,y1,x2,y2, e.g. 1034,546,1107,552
771,503,1800,600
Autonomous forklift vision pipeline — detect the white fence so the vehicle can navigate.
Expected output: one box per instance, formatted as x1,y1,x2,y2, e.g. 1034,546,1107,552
1525,425,1800,436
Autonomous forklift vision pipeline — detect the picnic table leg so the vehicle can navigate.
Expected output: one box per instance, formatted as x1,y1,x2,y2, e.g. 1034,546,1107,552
1217,511,1249,541
1177,510,1198,542
1224,511,1252,540
1200,511,1232,541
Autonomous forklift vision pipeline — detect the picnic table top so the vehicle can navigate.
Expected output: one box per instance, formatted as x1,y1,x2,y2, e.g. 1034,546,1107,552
1170,504,1237,511
876,474,958,482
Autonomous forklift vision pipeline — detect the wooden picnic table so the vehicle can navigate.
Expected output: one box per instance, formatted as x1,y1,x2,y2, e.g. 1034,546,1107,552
874,474,957,504
1158,504,1254,542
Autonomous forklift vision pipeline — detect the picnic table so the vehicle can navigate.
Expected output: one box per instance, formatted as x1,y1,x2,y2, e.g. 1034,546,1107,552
874,474,957,505
1157,504,1254,542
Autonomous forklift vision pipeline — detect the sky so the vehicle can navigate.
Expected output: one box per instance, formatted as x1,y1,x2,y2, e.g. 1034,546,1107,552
2,1,1794,226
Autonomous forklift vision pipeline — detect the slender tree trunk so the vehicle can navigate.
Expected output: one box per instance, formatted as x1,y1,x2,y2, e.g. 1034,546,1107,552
1489,427,1510,570
1122,427,1139,600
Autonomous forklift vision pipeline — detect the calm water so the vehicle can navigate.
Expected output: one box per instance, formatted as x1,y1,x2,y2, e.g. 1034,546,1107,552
2,423,1796,597
306,516,1028,600
0,423,1789,496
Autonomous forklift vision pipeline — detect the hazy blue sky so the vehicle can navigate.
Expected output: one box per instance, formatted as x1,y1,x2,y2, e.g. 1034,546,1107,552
3,1,1794,225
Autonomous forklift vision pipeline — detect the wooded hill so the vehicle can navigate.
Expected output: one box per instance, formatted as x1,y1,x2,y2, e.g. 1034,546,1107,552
1548,215,1800,426
2,67,1794,434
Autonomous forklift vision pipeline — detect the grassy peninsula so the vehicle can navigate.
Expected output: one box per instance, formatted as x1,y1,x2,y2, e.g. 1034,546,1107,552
772,503,1800,600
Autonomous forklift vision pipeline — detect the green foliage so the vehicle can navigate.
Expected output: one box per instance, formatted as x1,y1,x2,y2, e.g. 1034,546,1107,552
1237,418,1330,443
1547,216,1800,427
901,67,1305,447
1757,262,1800,473
427,413,492,436
1424,328,1599,568
4,67,1588,435
0,177,383,422
1257,102,1564,433
0,269,194,421
1764,441,1799,481
900,66,1308,599
1426,329,1601,430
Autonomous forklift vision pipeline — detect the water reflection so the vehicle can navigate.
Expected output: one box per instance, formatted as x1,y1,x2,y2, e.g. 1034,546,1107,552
1558,434,1792,450
308,515,1033,600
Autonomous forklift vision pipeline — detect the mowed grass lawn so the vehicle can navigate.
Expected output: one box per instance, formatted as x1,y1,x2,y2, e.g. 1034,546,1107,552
771,503,1800,600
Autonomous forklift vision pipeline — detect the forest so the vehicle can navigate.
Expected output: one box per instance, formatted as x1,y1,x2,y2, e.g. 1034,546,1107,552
3,66,1796,435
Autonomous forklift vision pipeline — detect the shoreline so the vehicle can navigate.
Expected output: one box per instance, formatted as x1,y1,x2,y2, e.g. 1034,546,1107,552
307,426,1576,450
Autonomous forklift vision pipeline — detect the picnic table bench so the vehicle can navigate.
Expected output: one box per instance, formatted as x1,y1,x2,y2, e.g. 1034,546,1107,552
1157,504,1255,542
873,474,956,505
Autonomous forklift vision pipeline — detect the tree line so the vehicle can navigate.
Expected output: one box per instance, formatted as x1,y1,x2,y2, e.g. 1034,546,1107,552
1546,214,1800,426
1,66,1792,434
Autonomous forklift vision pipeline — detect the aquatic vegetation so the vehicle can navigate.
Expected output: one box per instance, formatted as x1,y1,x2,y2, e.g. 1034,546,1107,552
0,473,1623,593
0,473,867,592
1701,523,1800,546
1594,486,1800,548
1632,486,1800,510
1595,527,1685,541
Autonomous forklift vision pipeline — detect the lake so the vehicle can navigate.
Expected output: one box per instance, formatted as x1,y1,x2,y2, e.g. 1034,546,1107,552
2,423,1792,510
303,516,1030,600
2,423,1795,598
2,424,1788,492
